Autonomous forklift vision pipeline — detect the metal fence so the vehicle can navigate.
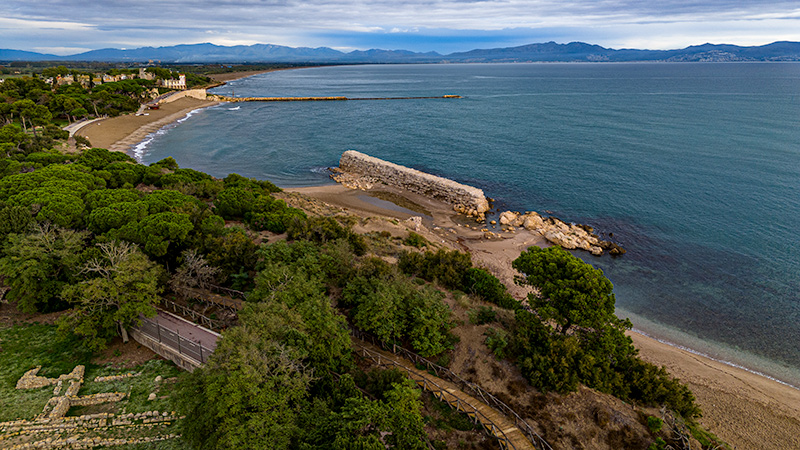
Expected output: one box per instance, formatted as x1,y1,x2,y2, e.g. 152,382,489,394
350,328,552,450
135,316,216,364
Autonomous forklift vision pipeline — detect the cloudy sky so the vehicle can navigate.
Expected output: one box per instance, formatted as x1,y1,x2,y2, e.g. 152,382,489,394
3,0,799,55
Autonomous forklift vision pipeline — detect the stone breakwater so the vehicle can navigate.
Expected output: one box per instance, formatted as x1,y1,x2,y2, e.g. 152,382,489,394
498,211,625,256
334,150,490,219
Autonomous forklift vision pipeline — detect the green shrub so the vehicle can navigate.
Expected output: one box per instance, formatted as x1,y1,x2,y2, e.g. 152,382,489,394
398,249,471,289
485,328,509,359
463,267,520,309
647,437,666,450
245,196,306,233
647,415,663,433
287,216,367,256
470,306,497,325
403,231,428,248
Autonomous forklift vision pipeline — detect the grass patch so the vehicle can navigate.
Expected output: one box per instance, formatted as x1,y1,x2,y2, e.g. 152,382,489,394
0,323,93,421
0,323,183,421
687,420,732,450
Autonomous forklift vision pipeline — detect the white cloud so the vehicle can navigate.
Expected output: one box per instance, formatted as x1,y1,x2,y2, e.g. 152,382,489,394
1,0,799,53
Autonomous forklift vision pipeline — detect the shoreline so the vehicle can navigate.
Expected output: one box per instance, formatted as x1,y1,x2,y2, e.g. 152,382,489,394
631,327,799,390
75,97,220,154
74,68,294,155
79,67,800,448
284,182,800,450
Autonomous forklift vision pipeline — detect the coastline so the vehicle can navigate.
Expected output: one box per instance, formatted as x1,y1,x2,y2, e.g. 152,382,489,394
75,97,220,154
89,67,800,448
284,183,800,450
74,68,289,155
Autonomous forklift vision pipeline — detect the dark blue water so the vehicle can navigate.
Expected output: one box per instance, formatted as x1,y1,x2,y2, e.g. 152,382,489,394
138,63,800,386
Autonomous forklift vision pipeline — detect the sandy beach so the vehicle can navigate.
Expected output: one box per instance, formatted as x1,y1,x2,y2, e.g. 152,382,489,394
75,96,219,153
285,184,800,450
73,68,308,154
74,67,800,448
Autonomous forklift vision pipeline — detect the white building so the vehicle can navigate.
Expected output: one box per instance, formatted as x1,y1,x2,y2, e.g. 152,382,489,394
161,74,186,90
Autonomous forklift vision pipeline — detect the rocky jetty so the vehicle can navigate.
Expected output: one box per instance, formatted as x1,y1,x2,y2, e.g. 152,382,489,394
333,150,490,219
498,211,625,256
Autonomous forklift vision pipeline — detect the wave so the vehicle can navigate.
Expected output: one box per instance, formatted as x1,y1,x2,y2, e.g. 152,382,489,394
309,166,333,174
132,105,218,162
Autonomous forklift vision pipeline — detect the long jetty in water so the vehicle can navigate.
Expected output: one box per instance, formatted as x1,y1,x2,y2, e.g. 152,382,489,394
209,94,461,102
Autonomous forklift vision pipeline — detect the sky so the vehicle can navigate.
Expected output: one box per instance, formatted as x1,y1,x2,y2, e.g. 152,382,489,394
2,0,799,55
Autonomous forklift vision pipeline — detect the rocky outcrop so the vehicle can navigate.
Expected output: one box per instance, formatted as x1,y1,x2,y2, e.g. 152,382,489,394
499,211,625,256
335,150,490,219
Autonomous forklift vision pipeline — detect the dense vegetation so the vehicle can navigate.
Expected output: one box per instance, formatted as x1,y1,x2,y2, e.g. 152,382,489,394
399,247,700,418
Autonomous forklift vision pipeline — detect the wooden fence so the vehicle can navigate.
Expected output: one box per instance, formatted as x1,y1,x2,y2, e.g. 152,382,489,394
160,299,229,331
351,328,552,450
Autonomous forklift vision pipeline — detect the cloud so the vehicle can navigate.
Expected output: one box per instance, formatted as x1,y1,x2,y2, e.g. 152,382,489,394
1,0,798,53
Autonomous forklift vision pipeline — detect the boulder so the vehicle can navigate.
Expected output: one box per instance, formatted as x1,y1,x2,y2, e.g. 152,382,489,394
521,213,544,230
499,211,519,225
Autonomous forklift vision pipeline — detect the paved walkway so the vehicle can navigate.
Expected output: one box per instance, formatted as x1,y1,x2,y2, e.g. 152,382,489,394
151,310,220,350
62,117,105,136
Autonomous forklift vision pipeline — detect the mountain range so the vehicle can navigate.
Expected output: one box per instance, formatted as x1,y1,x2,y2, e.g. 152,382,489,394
2,41,800,63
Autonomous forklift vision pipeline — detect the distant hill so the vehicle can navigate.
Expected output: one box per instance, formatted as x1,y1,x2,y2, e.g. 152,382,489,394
0,49,60,61
447,41,800,62
2,41,799,63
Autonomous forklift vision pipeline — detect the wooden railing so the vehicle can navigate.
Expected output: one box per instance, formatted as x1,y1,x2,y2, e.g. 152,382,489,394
350,328,552,450
354,342,522,450
160,299,230,331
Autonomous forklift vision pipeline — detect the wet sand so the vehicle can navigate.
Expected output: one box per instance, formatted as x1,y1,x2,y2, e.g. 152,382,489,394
75,97,219,153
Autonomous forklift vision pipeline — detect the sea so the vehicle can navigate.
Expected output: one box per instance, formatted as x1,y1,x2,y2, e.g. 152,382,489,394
135,63,800,388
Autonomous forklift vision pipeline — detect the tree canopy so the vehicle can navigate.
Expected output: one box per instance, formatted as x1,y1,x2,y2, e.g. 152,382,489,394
512,245,617,334
58,241,163,350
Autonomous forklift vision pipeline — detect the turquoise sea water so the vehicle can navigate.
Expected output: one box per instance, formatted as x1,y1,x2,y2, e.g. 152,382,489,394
137,63,800,386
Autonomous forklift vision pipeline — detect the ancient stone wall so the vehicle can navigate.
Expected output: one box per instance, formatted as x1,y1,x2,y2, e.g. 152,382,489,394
338,150,490,217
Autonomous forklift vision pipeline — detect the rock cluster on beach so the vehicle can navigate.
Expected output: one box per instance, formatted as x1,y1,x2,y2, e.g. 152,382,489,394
498,211,625,256
329,151,623,256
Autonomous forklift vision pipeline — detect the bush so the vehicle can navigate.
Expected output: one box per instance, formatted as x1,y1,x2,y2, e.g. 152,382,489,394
223,173,281,193
464,267,520,309
287,216,367,256
485,328,508,359
344,272,454,357
470,306,497,325
403,231,428,248
647,415,663,433
398,249,471,289
245,196,306,233
647,438,666,450
214,187,255,218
